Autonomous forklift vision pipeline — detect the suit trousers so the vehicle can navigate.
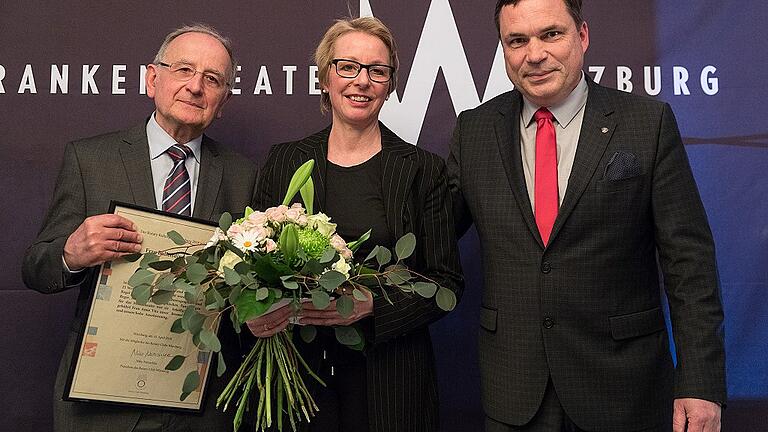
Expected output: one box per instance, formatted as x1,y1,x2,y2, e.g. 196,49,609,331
484,379,672,432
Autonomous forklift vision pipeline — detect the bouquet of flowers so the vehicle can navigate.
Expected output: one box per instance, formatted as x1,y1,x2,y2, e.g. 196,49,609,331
126,160,456,431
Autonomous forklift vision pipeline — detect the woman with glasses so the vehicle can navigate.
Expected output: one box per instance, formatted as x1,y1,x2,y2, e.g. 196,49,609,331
248,16,463,432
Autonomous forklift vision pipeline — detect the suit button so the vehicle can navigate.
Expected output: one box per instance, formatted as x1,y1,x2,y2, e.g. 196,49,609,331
543,317,554,329
541,262,551,273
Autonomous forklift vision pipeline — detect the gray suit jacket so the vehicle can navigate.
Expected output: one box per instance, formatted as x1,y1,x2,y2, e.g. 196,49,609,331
22,122,258,432
254,124,463,432
448,80,726,431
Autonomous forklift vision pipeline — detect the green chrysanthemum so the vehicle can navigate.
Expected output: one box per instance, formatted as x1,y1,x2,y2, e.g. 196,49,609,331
297,228,330,260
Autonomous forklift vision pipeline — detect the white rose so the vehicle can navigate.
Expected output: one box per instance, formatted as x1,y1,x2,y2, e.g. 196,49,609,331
307,213,337,237
218,250,243,273
331,256,351,278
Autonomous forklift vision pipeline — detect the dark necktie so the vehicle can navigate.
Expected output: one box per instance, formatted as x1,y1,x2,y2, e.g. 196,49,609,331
534,108,558,246
162,144,192,216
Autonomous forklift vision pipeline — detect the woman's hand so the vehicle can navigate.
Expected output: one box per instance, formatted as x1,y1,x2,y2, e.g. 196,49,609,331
246,304,294,338
299,289,374,326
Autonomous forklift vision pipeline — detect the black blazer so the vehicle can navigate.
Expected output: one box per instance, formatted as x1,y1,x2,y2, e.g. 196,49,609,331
22,122,258,432
448,79,726,431
254,123,463,432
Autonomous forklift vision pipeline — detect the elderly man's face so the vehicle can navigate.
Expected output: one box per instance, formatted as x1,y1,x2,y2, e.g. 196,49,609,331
145,32,231,143
499,0,589,107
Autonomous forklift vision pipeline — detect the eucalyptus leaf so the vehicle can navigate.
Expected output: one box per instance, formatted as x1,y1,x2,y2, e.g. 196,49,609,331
181,306,205,334
211,287,226,310
148,260,174,271
184,291,196,304
180,391,191,402
131,284,152,305
311,290,330,310
334,326,362,346
376,247,392,267
395,232,416,261
385,269,412,285
167,230,186,246
255,287,270,301
151,289,174,305
182,370,200,394
155,273,175,291
165,355,186,371
216,351,226,377
413,282,438,298
336,295,354,318
318,270,346,291
127,268,155,288
139,252,159,269
171,256,187,273
319,247,337,264
281,279,299,290
435,287,457,311
219,212,233,232
282,159,315,206
186,255,199,265
223,267,241,286
174,279,195,294
364,245,380,263
170,318,184,334
200,329,222,352
352,288,369,302
229,285,242,304
186,263,208,284
122,253,142,262
299,325,317,343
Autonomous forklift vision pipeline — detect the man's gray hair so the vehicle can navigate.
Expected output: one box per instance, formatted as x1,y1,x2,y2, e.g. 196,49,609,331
152,23,238,86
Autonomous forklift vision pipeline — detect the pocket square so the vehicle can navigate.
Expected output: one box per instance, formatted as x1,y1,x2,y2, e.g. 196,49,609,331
603,151,641,181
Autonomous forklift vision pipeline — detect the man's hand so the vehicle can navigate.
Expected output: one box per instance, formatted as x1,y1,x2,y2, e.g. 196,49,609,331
246,304,294,338
63,214,143,270
299,289,374,326
673,398,721,432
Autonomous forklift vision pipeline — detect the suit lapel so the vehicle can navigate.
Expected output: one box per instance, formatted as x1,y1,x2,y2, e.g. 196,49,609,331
549,82,616,242
495,93,542,244
379,124,416,240
193,135,223,220
118,123,156,209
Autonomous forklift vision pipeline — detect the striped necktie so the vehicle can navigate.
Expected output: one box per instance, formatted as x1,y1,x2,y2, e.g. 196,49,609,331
162,144,192,216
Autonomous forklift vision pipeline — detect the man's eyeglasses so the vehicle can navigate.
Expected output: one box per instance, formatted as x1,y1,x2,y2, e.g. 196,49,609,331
157,62,229,90
331,59,394,83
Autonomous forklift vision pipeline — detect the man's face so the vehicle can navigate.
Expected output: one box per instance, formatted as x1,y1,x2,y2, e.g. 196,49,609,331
145,32,232,142
499,0,589,107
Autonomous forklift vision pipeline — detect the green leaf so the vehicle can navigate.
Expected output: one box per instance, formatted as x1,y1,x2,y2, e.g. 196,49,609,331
223,267,241,285
128,268,155,287
282,159,315,206
186,263,208,284
229,285,242,304
233,288,275,324
182,370,200,394
165,355,186,371
200,329,221,352
182,306,206,334
299,325,317,343
300,175,315,215
174,279,195,294
180,391,191,402
279,224,298,263
319,247,337,264
170,318,185,334
352,288,369,302
168,230,186,246
132,284,152,305
334,326,362,346
219,212,233,232
364,245,379,263
148,260,174,271
413,282,438,298
385,269,412,285
281,279,299,290
336,295,354,318
255,287,270,301
319,270,346,291
216,351,226,377
171,256,187,273
186,255,199,265
347,229,371,253
211,287,226,310
311,290,330,309
435,287,457,311
376,247,392,267
139,252,159,269
395,232,416,261
122,253,142,262
151,289,174,305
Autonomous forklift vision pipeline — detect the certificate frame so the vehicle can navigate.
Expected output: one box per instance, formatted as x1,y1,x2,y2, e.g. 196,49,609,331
64,201,219,411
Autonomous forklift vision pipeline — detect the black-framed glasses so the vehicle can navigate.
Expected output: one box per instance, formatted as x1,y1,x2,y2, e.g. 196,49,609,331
331,59,394,83
157,62,229,90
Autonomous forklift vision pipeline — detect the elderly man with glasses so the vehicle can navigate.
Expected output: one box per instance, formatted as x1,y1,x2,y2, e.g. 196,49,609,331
23,24,257,432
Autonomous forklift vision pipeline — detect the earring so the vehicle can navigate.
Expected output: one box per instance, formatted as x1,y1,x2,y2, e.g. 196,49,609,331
321,89,328,93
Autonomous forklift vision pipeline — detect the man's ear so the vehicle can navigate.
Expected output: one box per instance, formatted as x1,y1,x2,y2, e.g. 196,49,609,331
215,91,233,119
145,64,158,98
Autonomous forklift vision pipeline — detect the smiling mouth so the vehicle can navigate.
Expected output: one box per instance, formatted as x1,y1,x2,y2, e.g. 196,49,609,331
346,95,372,102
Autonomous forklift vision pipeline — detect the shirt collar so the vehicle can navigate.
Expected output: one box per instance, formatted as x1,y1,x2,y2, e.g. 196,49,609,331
146,112,202,161
522,72,589,128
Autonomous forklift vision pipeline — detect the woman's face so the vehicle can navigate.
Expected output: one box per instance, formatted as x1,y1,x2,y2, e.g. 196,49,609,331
325,31,392,129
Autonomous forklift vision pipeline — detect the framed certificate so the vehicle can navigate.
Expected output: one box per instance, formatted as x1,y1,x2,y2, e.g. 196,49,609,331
64,202,218,411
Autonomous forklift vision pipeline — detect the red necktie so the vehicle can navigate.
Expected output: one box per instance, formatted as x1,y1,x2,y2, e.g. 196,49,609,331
162,144,192,216
534,108,558,246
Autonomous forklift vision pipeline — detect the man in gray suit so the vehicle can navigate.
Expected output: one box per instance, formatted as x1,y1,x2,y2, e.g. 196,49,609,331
448,0,725,431
23,24,257,432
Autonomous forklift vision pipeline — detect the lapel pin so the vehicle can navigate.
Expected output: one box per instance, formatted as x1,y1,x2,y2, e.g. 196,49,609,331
601,127,609,134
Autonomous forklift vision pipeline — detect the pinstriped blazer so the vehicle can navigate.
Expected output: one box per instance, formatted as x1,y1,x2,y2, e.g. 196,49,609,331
22,122,258,432
254,123,463,432
449,80,726,431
